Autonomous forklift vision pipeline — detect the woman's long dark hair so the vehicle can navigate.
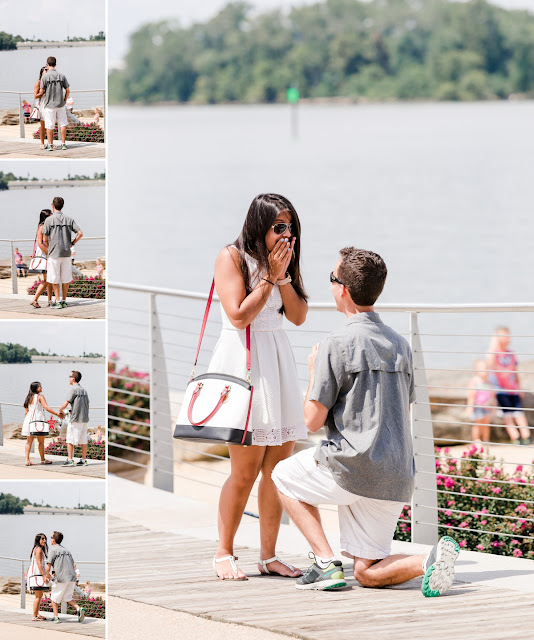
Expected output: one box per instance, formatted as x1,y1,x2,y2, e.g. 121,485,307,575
24,382,41,409
30,533,48,560
232,194,307,310
38,209,52,226
38,66,46,81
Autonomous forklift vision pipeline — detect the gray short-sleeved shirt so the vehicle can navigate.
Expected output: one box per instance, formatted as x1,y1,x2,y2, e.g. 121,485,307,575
47,544,77,584
40,69,69,108
67,383,90,423
42,213,80,258
311,312,416,503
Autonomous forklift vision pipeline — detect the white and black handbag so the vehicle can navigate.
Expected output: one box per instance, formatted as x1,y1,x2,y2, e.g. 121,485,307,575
28,573,50,591
28,233,47,274
29,401,50,436
173,280,253,446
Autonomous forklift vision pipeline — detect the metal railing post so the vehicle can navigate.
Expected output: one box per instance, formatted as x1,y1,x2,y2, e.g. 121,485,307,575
0,404,3,447
19,94,25,138
409,312,438,545
149,294,174,492
10,241,18,294
20,562,26,609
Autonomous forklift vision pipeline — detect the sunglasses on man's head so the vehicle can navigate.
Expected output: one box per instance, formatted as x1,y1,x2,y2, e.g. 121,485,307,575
330,272,344,286
271,222,292,235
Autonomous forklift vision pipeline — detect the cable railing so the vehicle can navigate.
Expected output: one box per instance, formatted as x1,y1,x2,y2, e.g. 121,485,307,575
107,281,534,555
0,90,105,138
0,402,105,449
0,237,105,294
0,555,104,610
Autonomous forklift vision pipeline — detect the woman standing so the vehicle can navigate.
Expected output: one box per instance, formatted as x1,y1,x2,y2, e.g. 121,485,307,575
33,67,47,150
28,533,49,621
22,382,62,465
487,326,531,445
210,194,308,580
30,209,53,309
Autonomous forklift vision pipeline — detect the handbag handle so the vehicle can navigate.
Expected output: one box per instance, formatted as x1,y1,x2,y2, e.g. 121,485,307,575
191,279,250,381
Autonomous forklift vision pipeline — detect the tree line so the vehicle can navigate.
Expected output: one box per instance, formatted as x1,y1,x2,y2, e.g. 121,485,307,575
0,31,105,50
0,494,105,514
0,343,103,362
110,0,534,104
0,171,106,191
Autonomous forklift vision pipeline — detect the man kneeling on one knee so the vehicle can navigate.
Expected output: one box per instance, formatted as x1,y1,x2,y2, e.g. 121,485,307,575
272,247,459,595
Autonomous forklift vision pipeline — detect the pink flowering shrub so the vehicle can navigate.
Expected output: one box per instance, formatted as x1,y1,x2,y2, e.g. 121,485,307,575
108,355,150,459
28,276,105,299
33,122,104,143
40,594,105,618
45,437,105,461
395,445,534,559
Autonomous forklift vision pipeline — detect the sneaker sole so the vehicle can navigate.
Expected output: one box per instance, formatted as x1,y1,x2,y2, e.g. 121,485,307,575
296,579,347,591
79,610,85,623
422,536,460,597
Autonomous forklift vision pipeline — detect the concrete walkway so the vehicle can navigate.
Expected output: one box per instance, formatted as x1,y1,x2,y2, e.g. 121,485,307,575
0,294,105,319
109,475,534,640
0,609,105,638
0,139,105,159
0,450,105,479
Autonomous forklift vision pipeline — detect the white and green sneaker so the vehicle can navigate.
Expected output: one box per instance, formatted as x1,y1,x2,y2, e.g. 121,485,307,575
296,555,346,591
422,536,460,597
52,616,61,623
78,607,85,623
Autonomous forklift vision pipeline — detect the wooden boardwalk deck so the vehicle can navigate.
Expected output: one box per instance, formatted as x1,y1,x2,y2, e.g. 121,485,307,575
0,297,105,320
109,516,534,640
0,609,105,637
0,451,105,479
0,140,105,159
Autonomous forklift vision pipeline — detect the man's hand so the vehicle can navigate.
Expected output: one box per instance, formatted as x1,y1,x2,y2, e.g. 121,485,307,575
58,411,65,419
308,343,319,373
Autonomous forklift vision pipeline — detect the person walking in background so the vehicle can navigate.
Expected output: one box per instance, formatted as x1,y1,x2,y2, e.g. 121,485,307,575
30,209,54,309
95,257,104,278
487,327,531,445
209,194,308,580
272,248,459,595
40,56,70,151
58,371,90,466
22,382,63,466
14,247,27,277
467,359,497,444
33,66,48,149
42,197,83,309
28,533,50,621
45,531,85,624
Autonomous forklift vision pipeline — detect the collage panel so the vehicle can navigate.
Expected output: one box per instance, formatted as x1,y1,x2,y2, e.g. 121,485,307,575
0,161,105,319
0,0,105,159
0,481,105,637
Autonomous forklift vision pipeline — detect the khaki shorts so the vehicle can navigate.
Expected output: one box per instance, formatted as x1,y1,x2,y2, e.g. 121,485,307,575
47,257,72,285
42,106,68,130
51,581,75,604
67,421,89,446
272,448,405,560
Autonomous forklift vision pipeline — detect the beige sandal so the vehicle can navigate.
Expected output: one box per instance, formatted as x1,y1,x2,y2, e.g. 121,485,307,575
258,555,301,577
213,555,247,581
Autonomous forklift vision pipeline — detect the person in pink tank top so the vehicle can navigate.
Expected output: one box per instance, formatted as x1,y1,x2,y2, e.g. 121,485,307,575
467,359,497,443
486,327,530,445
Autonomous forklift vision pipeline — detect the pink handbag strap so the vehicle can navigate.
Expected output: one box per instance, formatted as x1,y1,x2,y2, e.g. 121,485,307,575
191,279,250,379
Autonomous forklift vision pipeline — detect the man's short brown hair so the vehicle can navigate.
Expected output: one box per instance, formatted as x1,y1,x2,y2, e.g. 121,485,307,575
52,197,64,210
52,531,63,544
71,371,82,383
338,247,387,306
47,56,56,67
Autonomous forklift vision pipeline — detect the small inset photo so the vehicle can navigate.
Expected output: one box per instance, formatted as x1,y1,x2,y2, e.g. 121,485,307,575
0,481,105,638
0,321,105,479
0,0,105,159
0,161,105,320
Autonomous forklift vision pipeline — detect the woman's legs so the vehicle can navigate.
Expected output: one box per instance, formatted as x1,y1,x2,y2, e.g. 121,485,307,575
503,415,521,442
472,417,491,443
257,440,301,577
33,591,43,618
215,445,265,579
32,277,48,303
40,120,45,147
25,436,35,464
37,436,46,461
513,412,531,441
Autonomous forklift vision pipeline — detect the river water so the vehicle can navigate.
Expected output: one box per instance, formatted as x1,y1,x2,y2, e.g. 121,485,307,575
108,101,534,374
0,513,105,581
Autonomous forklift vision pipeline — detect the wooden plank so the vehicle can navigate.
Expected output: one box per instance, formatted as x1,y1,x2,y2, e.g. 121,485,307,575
0,141,105,159
0,297,105,320
0,451,105,479
108,516,534,640
0,609,105,637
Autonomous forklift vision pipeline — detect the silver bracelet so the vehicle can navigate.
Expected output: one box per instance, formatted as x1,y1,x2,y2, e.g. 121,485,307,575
277,273,292,286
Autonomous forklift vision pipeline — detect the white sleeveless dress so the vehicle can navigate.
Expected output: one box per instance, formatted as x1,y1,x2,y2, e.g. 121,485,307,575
22,395,45,436
207,252,307,446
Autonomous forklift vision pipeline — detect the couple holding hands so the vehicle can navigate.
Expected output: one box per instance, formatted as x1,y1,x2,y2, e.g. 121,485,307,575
207,194,459,596
22,371,90,467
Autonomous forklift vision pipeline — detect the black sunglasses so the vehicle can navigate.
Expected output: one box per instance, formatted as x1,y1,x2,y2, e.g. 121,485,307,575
271,222,292,235
330,272,344,286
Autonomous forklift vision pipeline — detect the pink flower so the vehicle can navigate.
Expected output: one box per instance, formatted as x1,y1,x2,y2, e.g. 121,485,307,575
444,510,452,517
511,539,520,545
513,549,523,558
480,520,487,525
459,541,467,547
460,487,467,493
459,522,469,528
476,544,485,550
444,477,455,489
491,487,501,494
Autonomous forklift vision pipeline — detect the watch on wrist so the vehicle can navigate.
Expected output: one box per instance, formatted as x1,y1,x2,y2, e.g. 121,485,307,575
277,272,292,286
